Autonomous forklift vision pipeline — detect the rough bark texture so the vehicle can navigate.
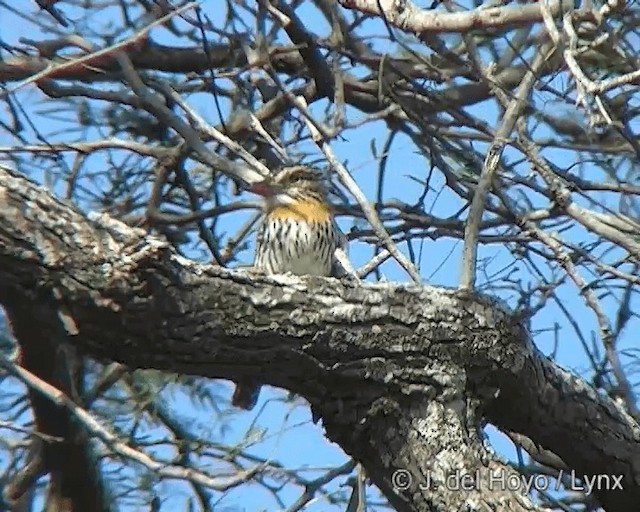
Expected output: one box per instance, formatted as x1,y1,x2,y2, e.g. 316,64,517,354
1,166,639,511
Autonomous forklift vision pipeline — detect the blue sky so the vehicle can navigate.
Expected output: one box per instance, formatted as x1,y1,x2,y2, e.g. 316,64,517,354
0,1,638,511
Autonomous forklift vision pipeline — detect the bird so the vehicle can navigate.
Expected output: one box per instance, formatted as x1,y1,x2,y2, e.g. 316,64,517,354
232,165,345,410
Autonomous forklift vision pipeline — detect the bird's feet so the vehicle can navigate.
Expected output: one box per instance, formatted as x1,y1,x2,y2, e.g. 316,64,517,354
339,273,361,287
234,265,267,277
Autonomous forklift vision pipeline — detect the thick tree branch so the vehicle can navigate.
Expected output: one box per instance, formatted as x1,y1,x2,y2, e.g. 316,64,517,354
0,38,564,122
1,166,638,511
337,0,574,35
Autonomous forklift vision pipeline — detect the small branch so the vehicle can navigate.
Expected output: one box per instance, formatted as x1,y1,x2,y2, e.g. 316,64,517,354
356,249,391,279
0,140,170,158
3,2,199,98
296,96,422,283
264,0,336,100
337,0,572,35
460,43,552,290
563,13,640,97
0,355,264,492
114,52,263,187
153,82,271,178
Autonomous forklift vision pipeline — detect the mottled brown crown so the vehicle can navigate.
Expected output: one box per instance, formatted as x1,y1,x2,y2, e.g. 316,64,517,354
273,165,327,202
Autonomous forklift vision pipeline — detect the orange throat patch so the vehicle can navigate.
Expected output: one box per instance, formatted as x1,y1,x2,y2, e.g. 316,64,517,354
267,199,332,223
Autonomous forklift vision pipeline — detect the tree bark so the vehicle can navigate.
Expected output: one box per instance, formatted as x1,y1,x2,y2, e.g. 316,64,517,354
1,166,638,511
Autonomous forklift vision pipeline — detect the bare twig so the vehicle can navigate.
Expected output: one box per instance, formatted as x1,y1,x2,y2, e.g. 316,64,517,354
296,96,422,283
2,2,199,98
0,354,265,491
114,52,263,187
460,43,553,290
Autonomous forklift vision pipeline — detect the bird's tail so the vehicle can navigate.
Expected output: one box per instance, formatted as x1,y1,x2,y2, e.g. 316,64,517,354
232,382,261,410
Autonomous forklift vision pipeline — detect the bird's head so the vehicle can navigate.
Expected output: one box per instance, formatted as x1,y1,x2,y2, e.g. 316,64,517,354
249,166,331,221
249,165,328,205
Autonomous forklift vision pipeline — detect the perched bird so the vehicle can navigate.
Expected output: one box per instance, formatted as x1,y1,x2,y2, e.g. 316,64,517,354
232,165,345,410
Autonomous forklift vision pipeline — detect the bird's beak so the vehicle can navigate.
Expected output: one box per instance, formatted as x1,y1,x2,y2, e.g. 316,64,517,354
248,181,275,197
248,181,295,206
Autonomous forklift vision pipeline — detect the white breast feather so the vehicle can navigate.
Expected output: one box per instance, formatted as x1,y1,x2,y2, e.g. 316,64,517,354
255,218,338,276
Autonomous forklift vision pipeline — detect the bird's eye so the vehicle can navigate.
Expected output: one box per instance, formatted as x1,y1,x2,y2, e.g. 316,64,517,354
288,173,307,184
